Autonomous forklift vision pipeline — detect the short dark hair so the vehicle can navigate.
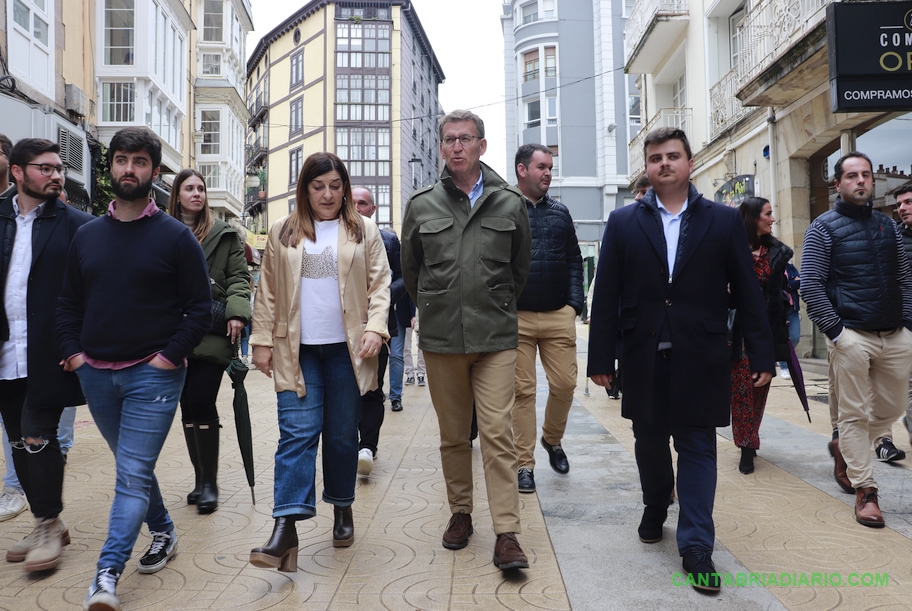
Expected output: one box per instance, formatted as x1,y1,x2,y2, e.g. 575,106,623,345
9,138,60,168
108,127,162,169
514,144,552,174
895,184,912,199
633,175,651,192
739,196,772,250
643,127,692,160
833,151,873,183
0,134,12,158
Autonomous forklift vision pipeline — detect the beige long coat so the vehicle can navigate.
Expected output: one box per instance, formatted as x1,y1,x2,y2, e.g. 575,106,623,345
250,215,391,397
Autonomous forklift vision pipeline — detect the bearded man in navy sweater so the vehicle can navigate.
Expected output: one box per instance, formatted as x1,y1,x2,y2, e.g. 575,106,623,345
57,127,211,611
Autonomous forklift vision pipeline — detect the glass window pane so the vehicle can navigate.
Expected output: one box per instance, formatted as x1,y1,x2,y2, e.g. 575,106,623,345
33,14,48,46
13,0,29,29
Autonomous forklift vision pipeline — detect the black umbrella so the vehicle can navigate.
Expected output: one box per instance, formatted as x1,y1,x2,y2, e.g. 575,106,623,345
784,339,811,423
226,347,256,504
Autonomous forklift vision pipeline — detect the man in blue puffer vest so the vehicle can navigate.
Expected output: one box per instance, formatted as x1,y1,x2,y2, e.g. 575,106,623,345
511,144,584,495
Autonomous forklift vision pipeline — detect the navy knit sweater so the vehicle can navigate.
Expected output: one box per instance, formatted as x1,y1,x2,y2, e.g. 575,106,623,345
57,211,212,365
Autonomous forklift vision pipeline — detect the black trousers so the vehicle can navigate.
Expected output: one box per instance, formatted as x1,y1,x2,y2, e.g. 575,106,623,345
358,344,389,455
0,378,65,519
179,358,225,423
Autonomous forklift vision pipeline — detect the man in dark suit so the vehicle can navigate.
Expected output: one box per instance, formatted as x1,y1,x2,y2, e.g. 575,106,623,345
587,127,774,592
0,138,93,572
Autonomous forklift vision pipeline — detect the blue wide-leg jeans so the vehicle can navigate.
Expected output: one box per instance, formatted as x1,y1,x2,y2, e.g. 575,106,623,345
273,343,361,518
76,362,185,573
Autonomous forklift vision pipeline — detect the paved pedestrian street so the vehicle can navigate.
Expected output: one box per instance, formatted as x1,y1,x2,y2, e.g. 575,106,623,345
2,323,912,610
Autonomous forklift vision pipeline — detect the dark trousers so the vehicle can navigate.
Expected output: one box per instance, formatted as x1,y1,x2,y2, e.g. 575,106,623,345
631,353,717,556
0,378,65,519
358,344,389,455
179,358,225,423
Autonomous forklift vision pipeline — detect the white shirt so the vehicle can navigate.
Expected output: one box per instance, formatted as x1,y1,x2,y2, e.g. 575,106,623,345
654,194,689,283
0,197,42,380
299,219,347,345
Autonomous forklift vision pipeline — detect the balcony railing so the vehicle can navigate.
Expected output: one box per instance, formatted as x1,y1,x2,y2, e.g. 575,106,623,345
625,0,689,66
544,66,556,78
628,107,691,178
736,0,829,90
709,67,755,141
248,97,267,127
523,69,539,82
246,140,267,166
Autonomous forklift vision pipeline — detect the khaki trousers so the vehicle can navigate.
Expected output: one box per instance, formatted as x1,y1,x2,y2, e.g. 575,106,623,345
513,306,578,469
424,349,521,535
827,327,912,489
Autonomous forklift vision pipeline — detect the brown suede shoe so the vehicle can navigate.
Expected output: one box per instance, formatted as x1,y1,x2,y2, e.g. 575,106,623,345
855,487,885,528
493,532,529,570
442,512,472,550
828,438,854,494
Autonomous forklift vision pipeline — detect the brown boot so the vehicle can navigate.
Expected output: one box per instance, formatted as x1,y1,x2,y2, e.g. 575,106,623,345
828,438,854,494
493,533,529,570
442,511,472,550
854,487,885,528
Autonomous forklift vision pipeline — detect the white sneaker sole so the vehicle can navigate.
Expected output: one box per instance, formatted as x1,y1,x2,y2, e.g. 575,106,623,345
357,454,374,476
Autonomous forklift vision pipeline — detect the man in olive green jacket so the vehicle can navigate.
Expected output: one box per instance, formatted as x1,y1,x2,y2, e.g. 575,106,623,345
401,110,532,571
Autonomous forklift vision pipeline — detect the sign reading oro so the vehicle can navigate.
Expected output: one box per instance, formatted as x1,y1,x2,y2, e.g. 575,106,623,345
827,1,912,112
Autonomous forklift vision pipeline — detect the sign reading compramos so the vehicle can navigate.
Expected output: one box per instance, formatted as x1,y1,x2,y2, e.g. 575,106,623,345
827,1,912,112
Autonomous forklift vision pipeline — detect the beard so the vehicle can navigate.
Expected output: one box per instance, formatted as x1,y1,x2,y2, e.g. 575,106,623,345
20,176,61,201
112,174,153,202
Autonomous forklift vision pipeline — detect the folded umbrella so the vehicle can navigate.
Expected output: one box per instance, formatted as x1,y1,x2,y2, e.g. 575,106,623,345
784,339,811,423
226,348,256,504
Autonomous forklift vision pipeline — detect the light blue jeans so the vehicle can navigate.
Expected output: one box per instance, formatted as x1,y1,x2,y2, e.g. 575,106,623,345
273,343,361,518
779,310,801,370
76,362,185,573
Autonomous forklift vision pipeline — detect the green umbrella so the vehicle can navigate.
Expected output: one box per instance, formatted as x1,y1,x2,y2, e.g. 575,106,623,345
226,345,256,504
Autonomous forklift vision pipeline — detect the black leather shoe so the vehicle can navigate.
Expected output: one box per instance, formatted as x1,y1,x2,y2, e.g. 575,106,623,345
638,505,667,543
682,549,721,592
250,518,299,572
738,447,756,474
517,468,535,493
391,399,403,412
541,437,569,474
333,505,354,547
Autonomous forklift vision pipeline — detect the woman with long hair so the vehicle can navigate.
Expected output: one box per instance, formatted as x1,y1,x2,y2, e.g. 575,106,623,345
167,169,251,513
248,152,390,572
731,196,793,474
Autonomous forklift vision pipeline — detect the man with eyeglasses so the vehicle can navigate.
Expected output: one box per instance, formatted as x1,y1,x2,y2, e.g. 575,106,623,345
0,138,93,573
401,109,532,571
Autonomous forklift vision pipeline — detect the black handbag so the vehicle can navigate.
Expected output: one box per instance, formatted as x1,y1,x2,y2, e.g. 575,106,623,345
210,278,228,336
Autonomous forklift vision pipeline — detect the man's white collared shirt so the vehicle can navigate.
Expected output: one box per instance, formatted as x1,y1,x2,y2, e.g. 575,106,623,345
654,195,689,282
0,196,40,380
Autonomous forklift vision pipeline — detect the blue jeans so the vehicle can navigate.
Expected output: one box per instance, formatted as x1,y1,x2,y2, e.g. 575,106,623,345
389,325,405,402
58,406,77,456
779,310,801,369
76,362,185,573
1,417,21,491
241,321,252,357
273,343,361,518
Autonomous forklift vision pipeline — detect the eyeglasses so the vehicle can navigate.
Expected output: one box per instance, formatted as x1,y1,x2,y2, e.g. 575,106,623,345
442,135,481,148
26,163,67,177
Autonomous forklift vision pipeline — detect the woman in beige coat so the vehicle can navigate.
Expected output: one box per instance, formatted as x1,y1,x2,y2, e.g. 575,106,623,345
248,152,390,572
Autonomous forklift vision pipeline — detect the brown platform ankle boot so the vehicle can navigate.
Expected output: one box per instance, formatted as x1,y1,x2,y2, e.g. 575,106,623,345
333,505,354,547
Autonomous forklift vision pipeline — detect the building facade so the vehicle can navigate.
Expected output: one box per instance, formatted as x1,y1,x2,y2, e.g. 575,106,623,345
244,0,444,234
501,0,636,283
626,0,912,358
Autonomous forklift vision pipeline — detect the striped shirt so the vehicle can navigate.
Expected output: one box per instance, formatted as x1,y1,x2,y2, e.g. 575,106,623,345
801,217,912,339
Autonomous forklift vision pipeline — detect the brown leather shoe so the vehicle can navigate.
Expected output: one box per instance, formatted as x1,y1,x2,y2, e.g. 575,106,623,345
828,439,854,494
442,512,472,550
855,487,885,528
493,532,529,570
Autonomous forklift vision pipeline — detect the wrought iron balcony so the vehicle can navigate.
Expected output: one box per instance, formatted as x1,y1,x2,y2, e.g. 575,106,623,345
628,107,691,179
709,67,757,141
624,0,689,74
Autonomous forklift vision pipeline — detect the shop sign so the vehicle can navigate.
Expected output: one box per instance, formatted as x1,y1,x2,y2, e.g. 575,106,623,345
714,175,754,207
828,1,912,112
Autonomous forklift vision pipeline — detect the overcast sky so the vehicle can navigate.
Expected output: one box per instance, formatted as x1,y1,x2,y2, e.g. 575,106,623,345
247,0,509,177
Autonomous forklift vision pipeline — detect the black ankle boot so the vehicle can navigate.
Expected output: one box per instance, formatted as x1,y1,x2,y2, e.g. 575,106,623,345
183,423,202,505
739,447,756,474
195,420,219,514
333,505,354,547
250,518,299,572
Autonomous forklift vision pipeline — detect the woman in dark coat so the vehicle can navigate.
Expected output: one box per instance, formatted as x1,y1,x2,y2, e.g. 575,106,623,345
731,197,793,474
168,169,251,513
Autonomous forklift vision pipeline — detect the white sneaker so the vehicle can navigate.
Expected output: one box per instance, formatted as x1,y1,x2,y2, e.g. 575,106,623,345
780,367,791,380
357,448,374,476
0,486,27,522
